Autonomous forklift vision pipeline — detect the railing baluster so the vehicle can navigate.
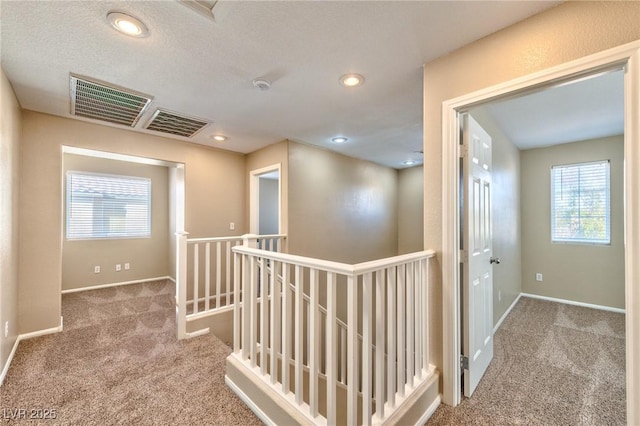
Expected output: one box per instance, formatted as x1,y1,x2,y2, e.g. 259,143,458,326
387,266,396,407
415,260,422,378
233,251,241,353
341,327,347,384
397,264,406,397
363,272,373,425
375,269,385,419
193,243,199,315
204,243,211,312
260,257,268,374
423,258,430,370
347,274,358,426
226,241,232,305
294,265,304,405
215,241,222,308
282,262,292,395
326,272,337,425
270,261,280,384
249,255,258,367
309,268,320,417
407,261,415,387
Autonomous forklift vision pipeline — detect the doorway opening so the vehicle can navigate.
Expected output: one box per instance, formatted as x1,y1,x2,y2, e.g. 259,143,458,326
249,163,282,237
60,146,185,334
441,41,640,422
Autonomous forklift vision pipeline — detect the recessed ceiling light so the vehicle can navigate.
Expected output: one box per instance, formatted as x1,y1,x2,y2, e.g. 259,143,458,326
403,160,417,166
331,137,348,144
339,73,365,88
107,12,149,37
211,135,227,142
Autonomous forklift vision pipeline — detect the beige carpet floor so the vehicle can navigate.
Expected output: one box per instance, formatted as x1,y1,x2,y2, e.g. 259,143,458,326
0,280,261,425
427,297,626,425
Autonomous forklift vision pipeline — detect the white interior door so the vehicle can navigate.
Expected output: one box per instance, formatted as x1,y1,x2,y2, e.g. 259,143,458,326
462,114,494,397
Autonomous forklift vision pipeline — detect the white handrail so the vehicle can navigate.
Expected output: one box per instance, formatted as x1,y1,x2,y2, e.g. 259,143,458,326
232,245,436,425
233,245,435,276
175,233,287,339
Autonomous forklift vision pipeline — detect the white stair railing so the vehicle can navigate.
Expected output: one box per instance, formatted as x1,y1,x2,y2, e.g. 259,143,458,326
231,244,436,425
175,233,287,339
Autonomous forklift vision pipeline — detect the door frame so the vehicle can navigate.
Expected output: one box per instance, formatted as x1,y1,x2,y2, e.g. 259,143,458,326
249,163,282,235
441,40,640,423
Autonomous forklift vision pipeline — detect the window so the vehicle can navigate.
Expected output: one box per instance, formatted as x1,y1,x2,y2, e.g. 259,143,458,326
551,161,610,244
66,171,151,240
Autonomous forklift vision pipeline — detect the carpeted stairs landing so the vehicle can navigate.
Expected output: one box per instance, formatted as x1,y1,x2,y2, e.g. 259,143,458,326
428,297,626,425
0,280,261,425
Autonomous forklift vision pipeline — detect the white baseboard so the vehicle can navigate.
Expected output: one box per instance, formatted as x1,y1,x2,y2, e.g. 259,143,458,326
225,375,275,426
19,316,64,340
521,293,625,314
494,293,522,333
415,394,441,426
1,316,63,387
61,276,172,294
0,337,20,387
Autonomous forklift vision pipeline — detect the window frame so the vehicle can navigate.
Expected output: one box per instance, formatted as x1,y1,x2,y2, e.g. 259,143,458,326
65,170,152,241
550,160,611,246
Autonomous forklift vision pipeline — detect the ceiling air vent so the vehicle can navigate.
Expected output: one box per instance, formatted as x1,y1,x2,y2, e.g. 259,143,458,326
144,109,210,138
70,74,152,127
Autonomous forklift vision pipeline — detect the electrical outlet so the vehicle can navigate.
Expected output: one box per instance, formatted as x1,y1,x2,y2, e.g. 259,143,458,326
124,263,130,270
536,273,543,282
94,266,101,274
229,222,235,231
116,264,122,272
498,290,502,301
4,321,8,338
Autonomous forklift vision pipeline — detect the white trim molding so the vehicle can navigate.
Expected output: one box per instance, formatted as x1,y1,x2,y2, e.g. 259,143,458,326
225,375,276,426
441,40,640,425
61,276,172,294
415,394,441,426
1,317,64,386
493,293,522,334
521,293,625,314
249,163,282,235
0,337,20,386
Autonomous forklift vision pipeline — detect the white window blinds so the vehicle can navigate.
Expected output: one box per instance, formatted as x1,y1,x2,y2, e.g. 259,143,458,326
551,161,610,244
66,172,151,240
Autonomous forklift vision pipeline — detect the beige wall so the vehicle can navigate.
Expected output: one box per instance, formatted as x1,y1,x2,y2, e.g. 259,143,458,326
423,1,640,371
288,141,398,264
471,109,522,325
0,69,21,377
521,136,624,309
61,154,170,291
18,111,245,334
397,165,424,255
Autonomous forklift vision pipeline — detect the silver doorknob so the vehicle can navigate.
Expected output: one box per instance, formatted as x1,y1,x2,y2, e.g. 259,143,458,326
490,257,501,264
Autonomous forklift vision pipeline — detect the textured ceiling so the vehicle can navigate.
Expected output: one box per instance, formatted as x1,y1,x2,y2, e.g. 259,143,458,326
475,70,624,150
0,0,561,168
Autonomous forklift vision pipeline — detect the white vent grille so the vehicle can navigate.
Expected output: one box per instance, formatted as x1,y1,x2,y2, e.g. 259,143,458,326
144,109,210,138
70,74,152,127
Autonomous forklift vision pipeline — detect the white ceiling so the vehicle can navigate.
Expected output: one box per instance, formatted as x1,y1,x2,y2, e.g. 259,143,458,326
0,0,561,168
474,69,624,150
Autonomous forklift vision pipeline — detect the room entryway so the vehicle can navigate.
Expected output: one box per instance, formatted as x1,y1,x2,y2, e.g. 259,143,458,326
428,297,625,425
